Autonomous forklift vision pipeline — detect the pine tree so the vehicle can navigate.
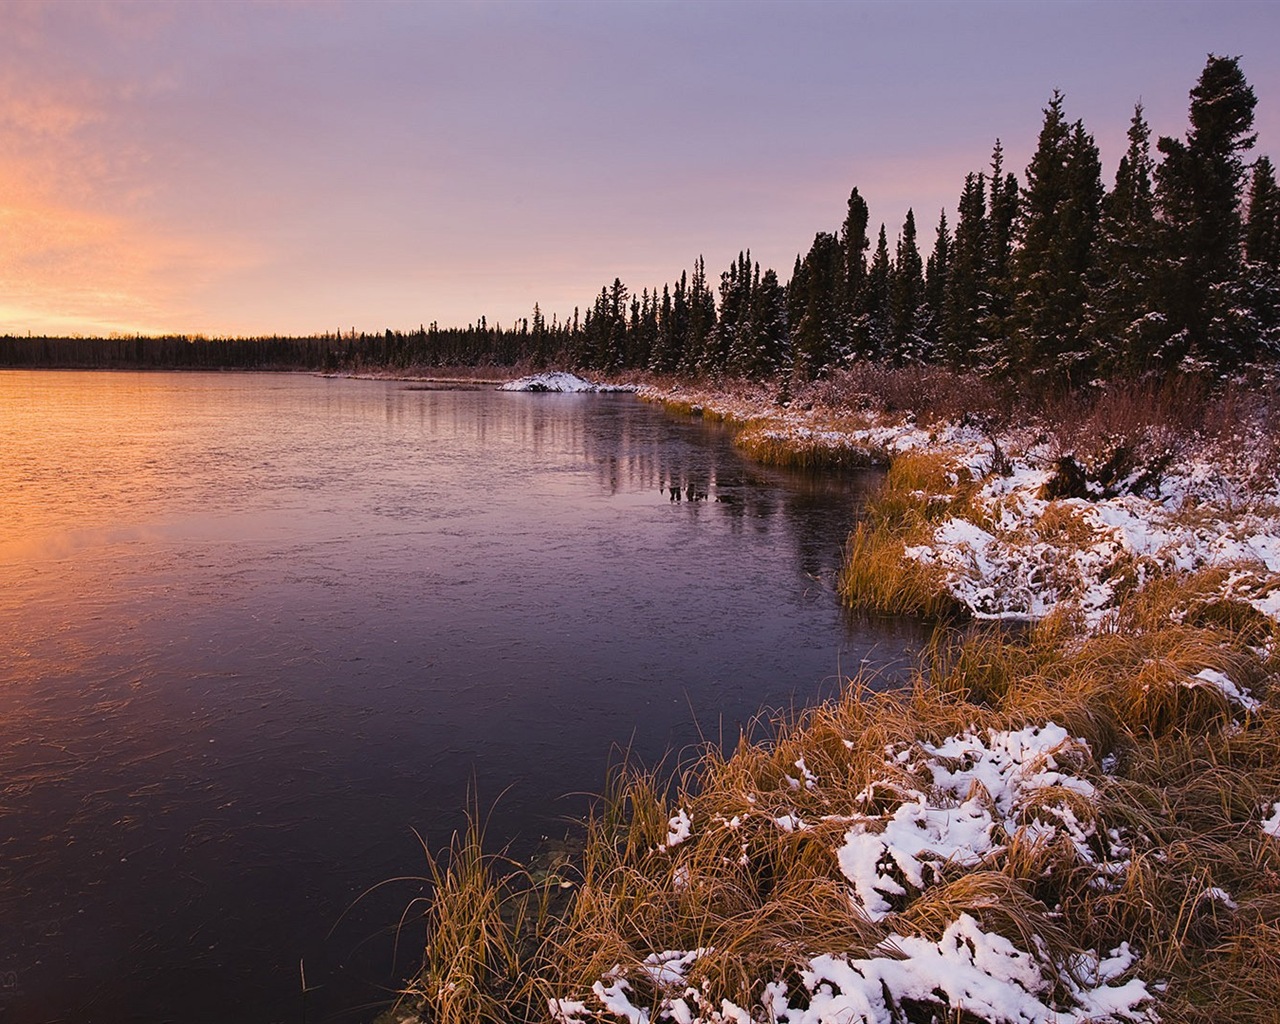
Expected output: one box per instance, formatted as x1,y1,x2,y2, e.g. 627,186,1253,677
682,257,718,375
941,173,987,369
1088,103,1163,376
534,303,552,366
1008,93,1103,387
1155,54,1258,372
791,232,844,379
650,283,678,372
744,266,789,379
841,187,871,354
922,210,951,360
1243,155,1280,357
858,225,893,361
980,140,1019,355
717,251,754,375
1246,156,1280,266
888,209,925,365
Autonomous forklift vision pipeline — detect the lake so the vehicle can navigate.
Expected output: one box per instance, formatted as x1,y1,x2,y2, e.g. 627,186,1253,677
0,371,926,1023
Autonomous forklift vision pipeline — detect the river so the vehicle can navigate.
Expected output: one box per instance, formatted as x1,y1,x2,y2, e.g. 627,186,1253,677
0,371,926,1023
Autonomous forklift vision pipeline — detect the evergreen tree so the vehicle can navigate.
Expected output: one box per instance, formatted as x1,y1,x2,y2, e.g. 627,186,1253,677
941,172,988,369
980,140,1019,354
841,187,871,354
1088,103,1163,376
791,232,844,379
1154,54,1258,372
922,209,951,360
1008,93,1103,387
529,302,548,367
888,209,926,365
859,225,893,361
740,266,789,378
716,251,754,374
682,257,718,375
1243,155,1280,357
650,283,678,371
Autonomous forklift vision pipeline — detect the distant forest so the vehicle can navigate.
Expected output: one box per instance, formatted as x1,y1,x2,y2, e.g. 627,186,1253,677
3,55,1278,391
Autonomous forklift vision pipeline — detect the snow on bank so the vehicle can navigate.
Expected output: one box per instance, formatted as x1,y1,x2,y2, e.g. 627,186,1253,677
552,924,1152,1024
500,371,635,393
902,439,1280,629
838,724,1124,920
640,382,1280,631
550,721,1154,1024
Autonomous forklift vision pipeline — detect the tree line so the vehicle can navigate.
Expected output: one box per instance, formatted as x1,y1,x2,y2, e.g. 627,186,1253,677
3,55,1277,390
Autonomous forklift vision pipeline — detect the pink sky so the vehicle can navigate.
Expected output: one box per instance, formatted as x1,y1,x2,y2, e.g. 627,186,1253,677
1,0,1278,338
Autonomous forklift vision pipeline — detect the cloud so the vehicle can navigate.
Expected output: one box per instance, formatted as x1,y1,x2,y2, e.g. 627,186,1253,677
0,159,257,336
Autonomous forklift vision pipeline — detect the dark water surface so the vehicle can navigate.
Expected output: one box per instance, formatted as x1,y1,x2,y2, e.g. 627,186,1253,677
0,371,926,1023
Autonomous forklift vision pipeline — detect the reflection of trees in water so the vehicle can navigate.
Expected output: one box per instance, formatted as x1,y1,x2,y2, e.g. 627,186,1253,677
580,400,885,581
409,389,886,585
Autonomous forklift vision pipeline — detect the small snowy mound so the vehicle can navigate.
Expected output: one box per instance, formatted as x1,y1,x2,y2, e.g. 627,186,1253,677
499,371,633,393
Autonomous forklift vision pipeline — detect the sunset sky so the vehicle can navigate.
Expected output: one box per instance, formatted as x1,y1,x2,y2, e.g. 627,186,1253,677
2,0,1278,339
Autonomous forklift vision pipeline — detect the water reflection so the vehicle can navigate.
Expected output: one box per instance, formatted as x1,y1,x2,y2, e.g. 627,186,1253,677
0,372,926,1023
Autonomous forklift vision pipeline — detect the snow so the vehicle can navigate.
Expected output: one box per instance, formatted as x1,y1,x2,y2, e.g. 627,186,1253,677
499,371,635,393
838,724,1121,920
665,807,692,847
1200,886,1239,911
551,721,1151,1024
851,421,1280,630
553,918,1154,1024
1263,801,1280,840
1189,668,1261,712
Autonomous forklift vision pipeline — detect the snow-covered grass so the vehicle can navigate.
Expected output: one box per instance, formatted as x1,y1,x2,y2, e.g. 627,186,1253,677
386,369,1280,1024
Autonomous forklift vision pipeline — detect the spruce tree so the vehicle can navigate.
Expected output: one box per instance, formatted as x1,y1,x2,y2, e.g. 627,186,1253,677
1154,54,1258,372
980,140,1019,356
1008,93,1103,387
841,187,871,355
1088,103,1162,376
941,173,988,369
923,210,951,361
746,267,789,379
650,284,677,372
859,225,893,361
1246,156,1280,266
791,232,844,380
682,257,718,375
1243,155,1280,357
888,209,926,365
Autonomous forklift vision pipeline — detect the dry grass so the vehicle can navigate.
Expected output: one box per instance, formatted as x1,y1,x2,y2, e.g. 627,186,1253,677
392,596,1280,1022
837,450,981,618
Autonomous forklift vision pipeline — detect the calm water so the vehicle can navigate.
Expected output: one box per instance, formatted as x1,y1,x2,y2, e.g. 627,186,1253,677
0,371,926,1023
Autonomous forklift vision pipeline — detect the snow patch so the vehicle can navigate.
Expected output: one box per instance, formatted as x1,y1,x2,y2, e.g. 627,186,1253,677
500,371,634,393
1263,801,1280,840
665,807,692,848
552,918,1154,1024
838,724,1123,920
1189,668,1261,712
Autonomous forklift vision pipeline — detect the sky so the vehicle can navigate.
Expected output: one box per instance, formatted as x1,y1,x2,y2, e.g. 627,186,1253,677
1,0,1279,339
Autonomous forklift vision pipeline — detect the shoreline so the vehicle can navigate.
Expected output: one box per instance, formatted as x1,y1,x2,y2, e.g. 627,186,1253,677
386,368,1280,1024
